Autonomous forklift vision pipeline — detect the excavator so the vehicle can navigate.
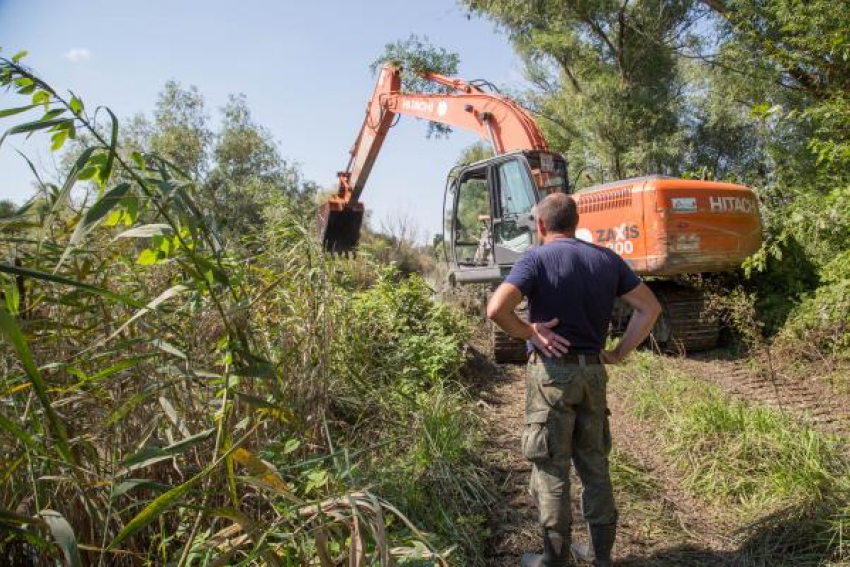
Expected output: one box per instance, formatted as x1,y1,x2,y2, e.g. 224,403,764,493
320,64,762,362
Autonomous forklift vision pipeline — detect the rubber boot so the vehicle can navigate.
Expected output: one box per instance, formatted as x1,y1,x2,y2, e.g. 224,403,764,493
570,522,616,566
521,528,571,567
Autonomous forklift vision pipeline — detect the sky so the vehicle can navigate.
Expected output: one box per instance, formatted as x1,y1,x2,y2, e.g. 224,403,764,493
0,0,526,241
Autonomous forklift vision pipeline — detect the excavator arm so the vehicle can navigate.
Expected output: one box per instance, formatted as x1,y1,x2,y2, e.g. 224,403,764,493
320,64,549,252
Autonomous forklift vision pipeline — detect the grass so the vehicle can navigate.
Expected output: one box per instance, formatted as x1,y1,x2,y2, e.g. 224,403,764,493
609,351,850,564
608,447,683,542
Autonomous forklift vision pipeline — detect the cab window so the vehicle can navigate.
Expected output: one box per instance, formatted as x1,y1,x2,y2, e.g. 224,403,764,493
453,171,492,266
494,160,536,255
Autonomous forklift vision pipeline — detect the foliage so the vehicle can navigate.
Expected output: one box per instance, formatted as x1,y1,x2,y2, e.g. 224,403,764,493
0,52,492,566
778,249,850,355
371,34,460,138
462,0,701,181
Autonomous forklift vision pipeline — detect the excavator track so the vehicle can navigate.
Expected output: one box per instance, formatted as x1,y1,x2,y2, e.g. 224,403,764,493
491,324,529,364
650,286,720,353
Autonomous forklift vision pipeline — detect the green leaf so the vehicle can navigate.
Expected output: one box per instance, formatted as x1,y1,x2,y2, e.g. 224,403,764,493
39,510,83,567
108,469,206,549
50,130,67,151
55,182,131,272
0,263,143,309
69,96,83,115
130,150,146,170
99,108,119,187
11,50,28,62
84,183,131,226
76,166,98,181
1,274,20,315
32,90,50,107
283,438,301,455
42,108,65,120
0,308,74,465
120,428,214,473
136,249,161,265
0,104,38,119
42,146,96,249
0,118,73,149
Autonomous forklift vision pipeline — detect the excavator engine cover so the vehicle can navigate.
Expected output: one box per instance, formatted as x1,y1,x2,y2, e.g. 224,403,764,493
319,202,363,254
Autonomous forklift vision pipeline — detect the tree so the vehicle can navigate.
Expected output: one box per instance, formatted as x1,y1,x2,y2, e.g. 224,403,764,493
0,200,16,218
147,80,212,179
204,94,314,236
462,0,707,181
372,35,460,138
121,85,317,244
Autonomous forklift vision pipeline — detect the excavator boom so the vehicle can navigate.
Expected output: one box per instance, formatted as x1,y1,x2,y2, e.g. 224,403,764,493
320,64,548,252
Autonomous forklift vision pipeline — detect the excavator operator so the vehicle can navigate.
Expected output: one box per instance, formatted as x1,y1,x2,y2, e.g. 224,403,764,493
486,193,662,567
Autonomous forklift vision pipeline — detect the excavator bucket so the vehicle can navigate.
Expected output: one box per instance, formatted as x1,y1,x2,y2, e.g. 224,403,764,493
318,201,364,254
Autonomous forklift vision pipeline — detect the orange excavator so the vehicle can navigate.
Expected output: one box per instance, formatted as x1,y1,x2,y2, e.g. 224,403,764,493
321,64,762,360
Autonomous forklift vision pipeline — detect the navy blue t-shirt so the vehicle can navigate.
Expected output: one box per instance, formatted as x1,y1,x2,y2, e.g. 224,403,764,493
504,238,641,353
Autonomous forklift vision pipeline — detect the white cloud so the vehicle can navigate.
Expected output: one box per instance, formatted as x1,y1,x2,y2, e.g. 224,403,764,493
63,48,91,63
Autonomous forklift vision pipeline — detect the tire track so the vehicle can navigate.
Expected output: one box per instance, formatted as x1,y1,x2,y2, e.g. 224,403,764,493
673,350,850,440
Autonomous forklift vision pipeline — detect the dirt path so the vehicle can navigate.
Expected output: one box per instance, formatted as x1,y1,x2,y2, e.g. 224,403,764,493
472,346,739,566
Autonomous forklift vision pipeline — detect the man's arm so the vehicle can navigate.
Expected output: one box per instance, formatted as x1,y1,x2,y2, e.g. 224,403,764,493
486,282,571,357
602,282,662,364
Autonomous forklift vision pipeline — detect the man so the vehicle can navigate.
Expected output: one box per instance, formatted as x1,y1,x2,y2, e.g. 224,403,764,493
486,193,661,567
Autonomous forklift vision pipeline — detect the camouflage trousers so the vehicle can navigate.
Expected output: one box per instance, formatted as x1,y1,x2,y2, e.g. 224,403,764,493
522,355,617,536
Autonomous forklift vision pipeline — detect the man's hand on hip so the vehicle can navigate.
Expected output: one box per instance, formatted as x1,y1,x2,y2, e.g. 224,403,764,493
530,318,571,357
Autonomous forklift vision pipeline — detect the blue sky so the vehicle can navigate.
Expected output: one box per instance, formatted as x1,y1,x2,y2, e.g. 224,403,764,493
0,0,526,240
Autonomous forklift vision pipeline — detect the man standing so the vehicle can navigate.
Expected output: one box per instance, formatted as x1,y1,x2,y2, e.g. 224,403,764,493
486,193,661,567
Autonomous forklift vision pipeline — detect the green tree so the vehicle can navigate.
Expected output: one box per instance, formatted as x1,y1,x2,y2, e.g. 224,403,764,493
372,34,460,138
147,80,212,178
122,84,316,245
0,200,16,218
463,0,703,181
205,94,315,237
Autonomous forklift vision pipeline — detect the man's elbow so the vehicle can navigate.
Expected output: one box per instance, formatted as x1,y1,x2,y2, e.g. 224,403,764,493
648,295,663,321
485,301,501,322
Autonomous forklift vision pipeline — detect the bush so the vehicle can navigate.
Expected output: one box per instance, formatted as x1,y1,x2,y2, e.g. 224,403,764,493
779,249,850,355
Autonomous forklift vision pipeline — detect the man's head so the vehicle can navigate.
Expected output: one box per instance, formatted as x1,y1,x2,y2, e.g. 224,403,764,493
535,193,579,241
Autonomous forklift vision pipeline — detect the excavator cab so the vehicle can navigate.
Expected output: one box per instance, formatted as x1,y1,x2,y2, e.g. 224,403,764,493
444,150,568,284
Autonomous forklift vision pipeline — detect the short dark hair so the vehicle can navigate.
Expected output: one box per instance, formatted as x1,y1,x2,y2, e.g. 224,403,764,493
536,193,579,233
